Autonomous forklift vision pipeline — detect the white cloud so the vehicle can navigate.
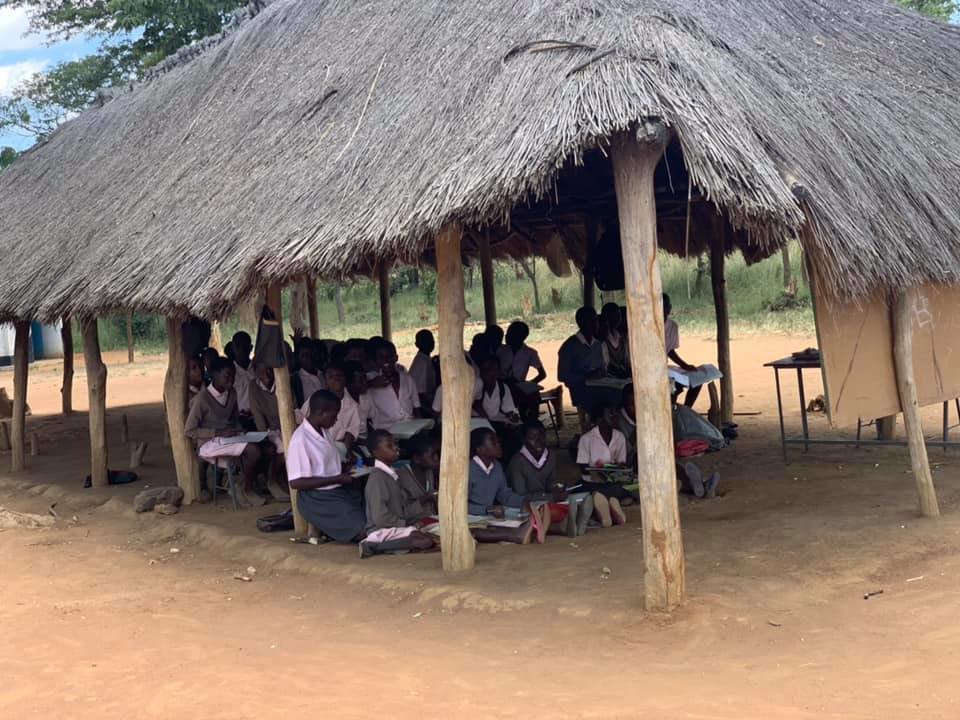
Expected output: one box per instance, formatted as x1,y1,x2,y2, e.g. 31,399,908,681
0,7,47,52
0,59,46,94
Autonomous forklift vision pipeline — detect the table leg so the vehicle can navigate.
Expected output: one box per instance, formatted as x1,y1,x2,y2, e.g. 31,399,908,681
774,368,787,462
797,368,810,452
943,401,949,453
856,419,862,449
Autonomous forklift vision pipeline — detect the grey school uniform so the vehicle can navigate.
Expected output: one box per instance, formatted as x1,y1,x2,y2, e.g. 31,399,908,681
364,466,410,532
506,450,558,496
468,458,523,515
184,386,241,441
397,464,433,521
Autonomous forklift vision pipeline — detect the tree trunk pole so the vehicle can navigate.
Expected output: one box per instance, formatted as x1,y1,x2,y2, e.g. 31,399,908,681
60,316,74,416
582,220,598,309
436,223,476,572
125,310,135,364
479,229,497,327
378,262,392,341
611,126,685,611
81,317,109,488
10,320,30,472
163,317,200,503
781,243,793,292
267,283,306,534
209,321,224,353
710,226,734,426
334,285,346,325
306,276,319,338
892,288,939,518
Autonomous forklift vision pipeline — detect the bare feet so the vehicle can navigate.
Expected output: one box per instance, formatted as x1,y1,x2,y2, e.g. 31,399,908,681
516,519,535,545
592,493,612,528
609,497,627,525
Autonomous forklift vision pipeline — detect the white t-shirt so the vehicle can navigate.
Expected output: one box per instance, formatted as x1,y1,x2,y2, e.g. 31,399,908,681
368,368,421,429
432,377,482,415
479,382,517,422
297,369,326,403
285,420,342,490
233,361,255,413
664,319,680,354
408,352,437,395
496,344,543,383
576,426,628,467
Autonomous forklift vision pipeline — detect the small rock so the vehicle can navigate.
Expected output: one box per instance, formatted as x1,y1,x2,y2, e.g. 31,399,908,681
233,574,252,582
412,612,423,618
134,487,184,513
246,566,257,576
154,504,179,515
169,547,180,554
601,566,612,575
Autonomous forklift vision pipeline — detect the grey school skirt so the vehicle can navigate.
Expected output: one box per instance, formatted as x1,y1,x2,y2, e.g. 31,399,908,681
297,485,367,543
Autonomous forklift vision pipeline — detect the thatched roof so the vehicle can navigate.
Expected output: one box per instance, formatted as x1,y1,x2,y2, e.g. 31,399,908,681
1,0,959,321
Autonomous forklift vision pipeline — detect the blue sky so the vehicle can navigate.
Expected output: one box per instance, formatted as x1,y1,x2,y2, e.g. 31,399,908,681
0,5,98,150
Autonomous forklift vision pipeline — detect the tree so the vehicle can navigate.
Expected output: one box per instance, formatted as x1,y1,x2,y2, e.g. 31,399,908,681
896,0,958,20
0,146,18,171
0,0,247,142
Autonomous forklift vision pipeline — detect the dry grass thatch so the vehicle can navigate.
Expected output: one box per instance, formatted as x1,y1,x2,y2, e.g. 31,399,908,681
1,0,959,321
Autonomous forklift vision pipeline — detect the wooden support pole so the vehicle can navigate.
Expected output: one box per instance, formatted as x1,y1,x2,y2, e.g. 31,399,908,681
876,415,897,441
10,320,30,472
436,223,476,571
710,227,734,426
582,220,598,309
126,310,135,364
61,316,73,416
209,321,224,353
479,229,497,327
378,262,392,341
306,276,319,339
163,317,200,501
612,126,685,611
892,288,939,518
267,283,306,534
81,317,109,488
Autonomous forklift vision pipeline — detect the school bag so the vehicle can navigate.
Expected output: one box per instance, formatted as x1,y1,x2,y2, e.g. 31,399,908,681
672,405,726,450
255,305,286,368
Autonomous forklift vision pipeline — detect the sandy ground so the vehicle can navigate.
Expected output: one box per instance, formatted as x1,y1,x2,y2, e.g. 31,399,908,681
3,332,960,718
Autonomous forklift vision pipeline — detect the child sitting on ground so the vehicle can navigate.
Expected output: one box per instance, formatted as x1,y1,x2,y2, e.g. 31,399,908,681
468,427,545,544
397,432,439,518
574,403,633,527
507,421,594,537
359,430,437,558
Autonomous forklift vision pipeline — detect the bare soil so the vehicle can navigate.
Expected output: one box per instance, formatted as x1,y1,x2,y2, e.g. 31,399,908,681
2,333,960,718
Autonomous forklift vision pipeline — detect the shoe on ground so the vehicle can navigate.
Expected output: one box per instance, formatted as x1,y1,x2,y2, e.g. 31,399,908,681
684,462,705,498
576,493,595,536
705,472,720,499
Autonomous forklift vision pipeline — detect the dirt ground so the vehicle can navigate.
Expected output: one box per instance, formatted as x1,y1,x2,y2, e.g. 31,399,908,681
3,332,960,718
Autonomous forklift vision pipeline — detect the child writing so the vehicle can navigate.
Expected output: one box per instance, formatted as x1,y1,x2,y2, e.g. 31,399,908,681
574,402,632,527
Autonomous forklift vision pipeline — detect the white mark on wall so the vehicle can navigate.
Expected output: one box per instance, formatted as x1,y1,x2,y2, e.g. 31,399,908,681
914,293,933,329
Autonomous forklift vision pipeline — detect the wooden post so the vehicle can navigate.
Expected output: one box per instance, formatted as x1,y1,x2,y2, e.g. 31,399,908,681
710,226,734,426
267,283,306,534
61,316,73,416
479,229,497,326
125,310,135,364
876,415,897,441
582,221,598,309
611,126,685,611
892,288,939,518
306,276,319,338
378,262,392,341
81,317,109,488
163,317,200,502
436,223,476,571
10,320,30,472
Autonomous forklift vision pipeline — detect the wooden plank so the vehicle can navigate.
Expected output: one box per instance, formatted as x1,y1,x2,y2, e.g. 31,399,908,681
611,127,685,611
126,310,135,364
892,288,939,518
306,275,319,338
436,223,476,571
10,320,29,472
81,317,109,488
163,317,200,503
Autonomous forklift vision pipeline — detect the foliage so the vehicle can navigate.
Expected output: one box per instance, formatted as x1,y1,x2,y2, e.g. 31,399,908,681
0,0,247,141
0,54,125,140
895,0,959,20
0,146,18,171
